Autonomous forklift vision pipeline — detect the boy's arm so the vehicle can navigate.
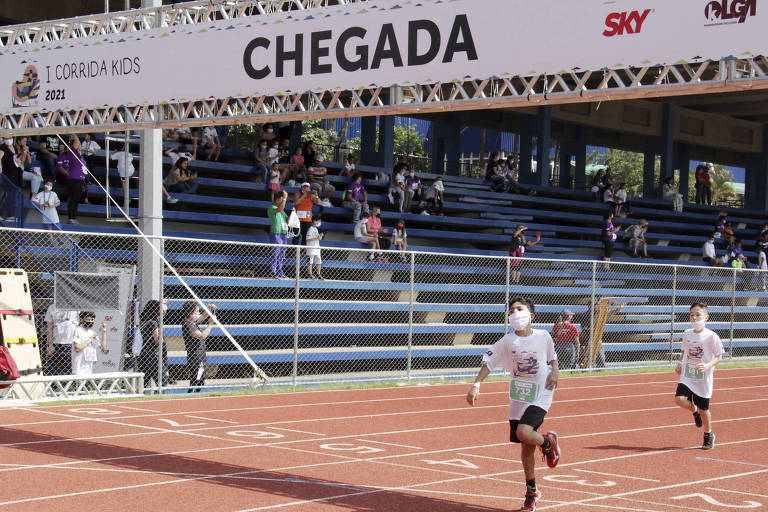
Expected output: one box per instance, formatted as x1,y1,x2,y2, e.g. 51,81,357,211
546,359,559,390
697,353,722,372
466,364,492,406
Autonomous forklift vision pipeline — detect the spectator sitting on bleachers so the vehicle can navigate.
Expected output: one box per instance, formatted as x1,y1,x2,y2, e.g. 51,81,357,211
267,139,280,169
603,184,618,215
14,136,31,169
484,163,506,193
16,136,43,195
502,164,535,196
388,163,408,212
290,145,305,183
391,220,408,261
367,207,390,261
590,168,607,201
294,182,323,245
731,253,754,290
406,169,423,211
601,212,621,265
727,239,744,265
624,219,648,258
614,182,628,215
201,126,222,161
304,141,335,201
424,176,445,215
164,157,198,194
111,144,136,180
261,123,277,142
354,211,380,259
80,133,100,173
343,174,369,223
164,145,196,166
37,134,60,180
602,167,615,188
172,127,198,158
253,139,270,183
277,138,292,164
662,177,683,212
341,155,358,178
702,234,723,267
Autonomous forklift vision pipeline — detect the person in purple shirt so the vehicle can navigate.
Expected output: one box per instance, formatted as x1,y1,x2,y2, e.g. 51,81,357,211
342,174,370,223
56,135,86,225
601,212,622,265
406,169,423,211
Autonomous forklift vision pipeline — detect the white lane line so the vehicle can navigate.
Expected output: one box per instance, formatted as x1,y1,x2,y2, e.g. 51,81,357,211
695,456,768,469
707,487,768,499
265,426,324,436
112,405,160,413
573,468,660,482
354,439,422,450
538,469,768,510
457,452,517,463
184,415,239,424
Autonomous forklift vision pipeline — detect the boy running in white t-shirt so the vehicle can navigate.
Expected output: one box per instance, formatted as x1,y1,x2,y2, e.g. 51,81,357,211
674,302,724,450
467,297,560,512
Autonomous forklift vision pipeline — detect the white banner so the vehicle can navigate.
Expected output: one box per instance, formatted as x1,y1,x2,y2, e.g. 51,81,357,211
1,0,764,116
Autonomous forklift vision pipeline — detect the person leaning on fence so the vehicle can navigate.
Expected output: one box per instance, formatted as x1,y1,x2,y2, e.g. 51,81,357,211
44,300,78,375
624,219,648,258
181,301,217,393
552,309,579,370
137,298,169,389
71,311,107,376
466,297,561,512
268,189,290,280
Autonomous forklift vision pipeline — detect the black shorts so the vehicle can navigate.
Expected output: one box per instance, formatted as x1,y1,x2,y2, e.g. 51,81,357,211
603,241,614,259
676,383,710,410
509,405,547,443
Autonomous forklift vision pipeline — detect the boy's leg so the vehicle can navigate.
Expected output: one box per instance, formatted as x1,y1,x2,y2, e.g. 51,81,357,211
700,408,712,432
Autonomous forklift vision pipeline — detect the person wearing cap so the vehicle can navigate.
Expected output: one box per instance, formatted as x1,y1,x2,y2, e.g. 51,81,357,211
293,181,322,246
552,309,579,370
624,219,649,258
509,225,541,284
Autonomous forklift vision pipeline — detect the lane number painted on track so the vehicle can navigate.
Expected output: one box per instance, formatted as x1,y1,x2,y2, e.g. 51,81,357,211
69,407,120,415
544,474,616,487
671,493,762,509
319,443,384,454
227,430,284,439
156,418,207,428
422,459,479,470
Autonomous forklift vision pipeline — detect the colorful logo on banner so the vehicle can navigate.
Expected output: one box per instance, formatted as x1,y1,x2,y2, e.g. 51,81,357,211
11,65,40,107
704,0,757,25
603,9,653,37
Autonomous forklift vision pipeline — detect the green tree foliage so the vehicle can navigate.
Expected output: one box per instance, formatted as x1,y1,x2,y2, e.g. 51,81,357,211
347,121,431,171
301,119,340,162
228,124,263,152
595,149,646,197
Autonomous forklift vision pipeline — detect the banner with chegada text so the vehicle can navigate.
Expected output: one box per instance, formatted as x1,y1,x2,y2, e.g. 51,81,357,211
1,0,764,117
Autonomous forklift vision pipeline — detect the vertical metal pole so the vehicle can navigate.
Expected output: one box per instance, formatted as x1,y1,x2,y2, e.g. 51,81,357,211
588,261,597,371
670,265,676,364
504,258,510,335
730,268,736,361
406,251,414,380
123,131,131,214
105,134,111,219
292,246,300,386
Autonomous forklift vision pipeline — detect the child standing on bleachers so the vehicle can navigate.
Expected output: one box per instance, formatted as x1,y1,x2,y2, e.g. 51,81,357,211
32,179,60,226
674,302,723,450
305,214,324,280
268,162,282,202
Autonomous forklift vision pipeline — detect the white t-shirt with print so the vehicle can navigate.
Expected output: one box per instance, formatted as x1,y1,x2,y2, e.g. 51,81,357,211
306,225,321,256
425,181,444,200
44,304,78,344
71,325,100,376
111,152,135,178
202,127,217,145
33,190,60,224
482,329,557,420
679,327,724,398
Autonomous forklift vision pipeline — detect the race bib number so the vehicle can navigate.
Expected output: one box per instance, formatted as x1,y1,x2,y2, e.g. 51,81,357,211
509,379,538,403
297,210,309,219
685,364,704,380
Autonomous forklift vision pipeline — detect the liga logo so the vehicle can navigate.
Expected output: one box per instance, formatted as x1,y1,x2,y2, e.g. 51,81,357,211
11,64,40,107
704,0,756,25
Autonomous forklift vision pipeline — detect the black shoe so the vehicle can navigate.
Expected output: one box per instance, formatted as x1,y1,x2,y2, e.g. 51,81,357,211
693,409,703,428
702,432,715,450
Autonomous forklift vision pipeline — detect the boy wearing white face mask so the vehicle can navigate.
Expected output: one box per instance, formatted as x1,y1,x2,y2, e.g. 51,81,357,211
32,180,60,225
674,302,724,450
466,297,560,512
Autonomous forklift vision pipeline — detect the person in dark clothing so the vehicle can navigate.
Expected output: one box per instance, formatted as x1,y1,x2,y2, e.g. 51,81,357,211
180,300,217,393
136,299,169,390
0,137,23,221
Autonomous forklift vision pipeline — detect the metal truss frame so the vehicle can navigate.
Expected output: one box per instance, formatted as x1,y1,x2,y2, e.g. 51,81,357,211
2,0,768,135
0,372,145,403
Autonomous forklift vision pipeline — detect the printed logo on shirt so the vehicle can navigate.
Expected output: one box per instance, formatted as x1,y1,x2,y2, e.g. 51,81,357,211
688,344,704,360
514,352,539,377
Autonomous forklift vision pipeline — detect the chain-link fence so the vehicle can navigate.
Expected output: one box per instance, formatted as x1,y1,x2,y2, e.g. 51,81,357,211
4,226,767,393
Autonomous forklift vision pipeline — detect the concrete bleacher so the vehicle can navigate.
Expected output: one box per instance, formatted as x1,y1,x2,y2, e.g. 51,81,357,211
12,138,768,384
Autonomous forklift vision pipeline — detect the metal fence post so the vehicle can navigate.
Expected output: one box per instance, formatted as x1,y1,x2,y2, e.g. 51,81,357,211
406,251,415,380
588,261,597,372
504,258,510,335
293,246,300,386
670,265,676,364
730,267,736,361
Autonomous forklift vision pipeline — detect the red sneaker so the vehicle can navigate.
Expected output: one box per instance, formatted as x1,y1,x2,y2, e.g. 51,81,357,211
542,431,560,468
520,489,541,511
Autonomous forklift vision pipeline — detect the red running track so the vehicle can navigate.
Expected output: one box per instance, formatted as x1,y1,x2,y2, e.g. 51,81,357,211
0,367,767,512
